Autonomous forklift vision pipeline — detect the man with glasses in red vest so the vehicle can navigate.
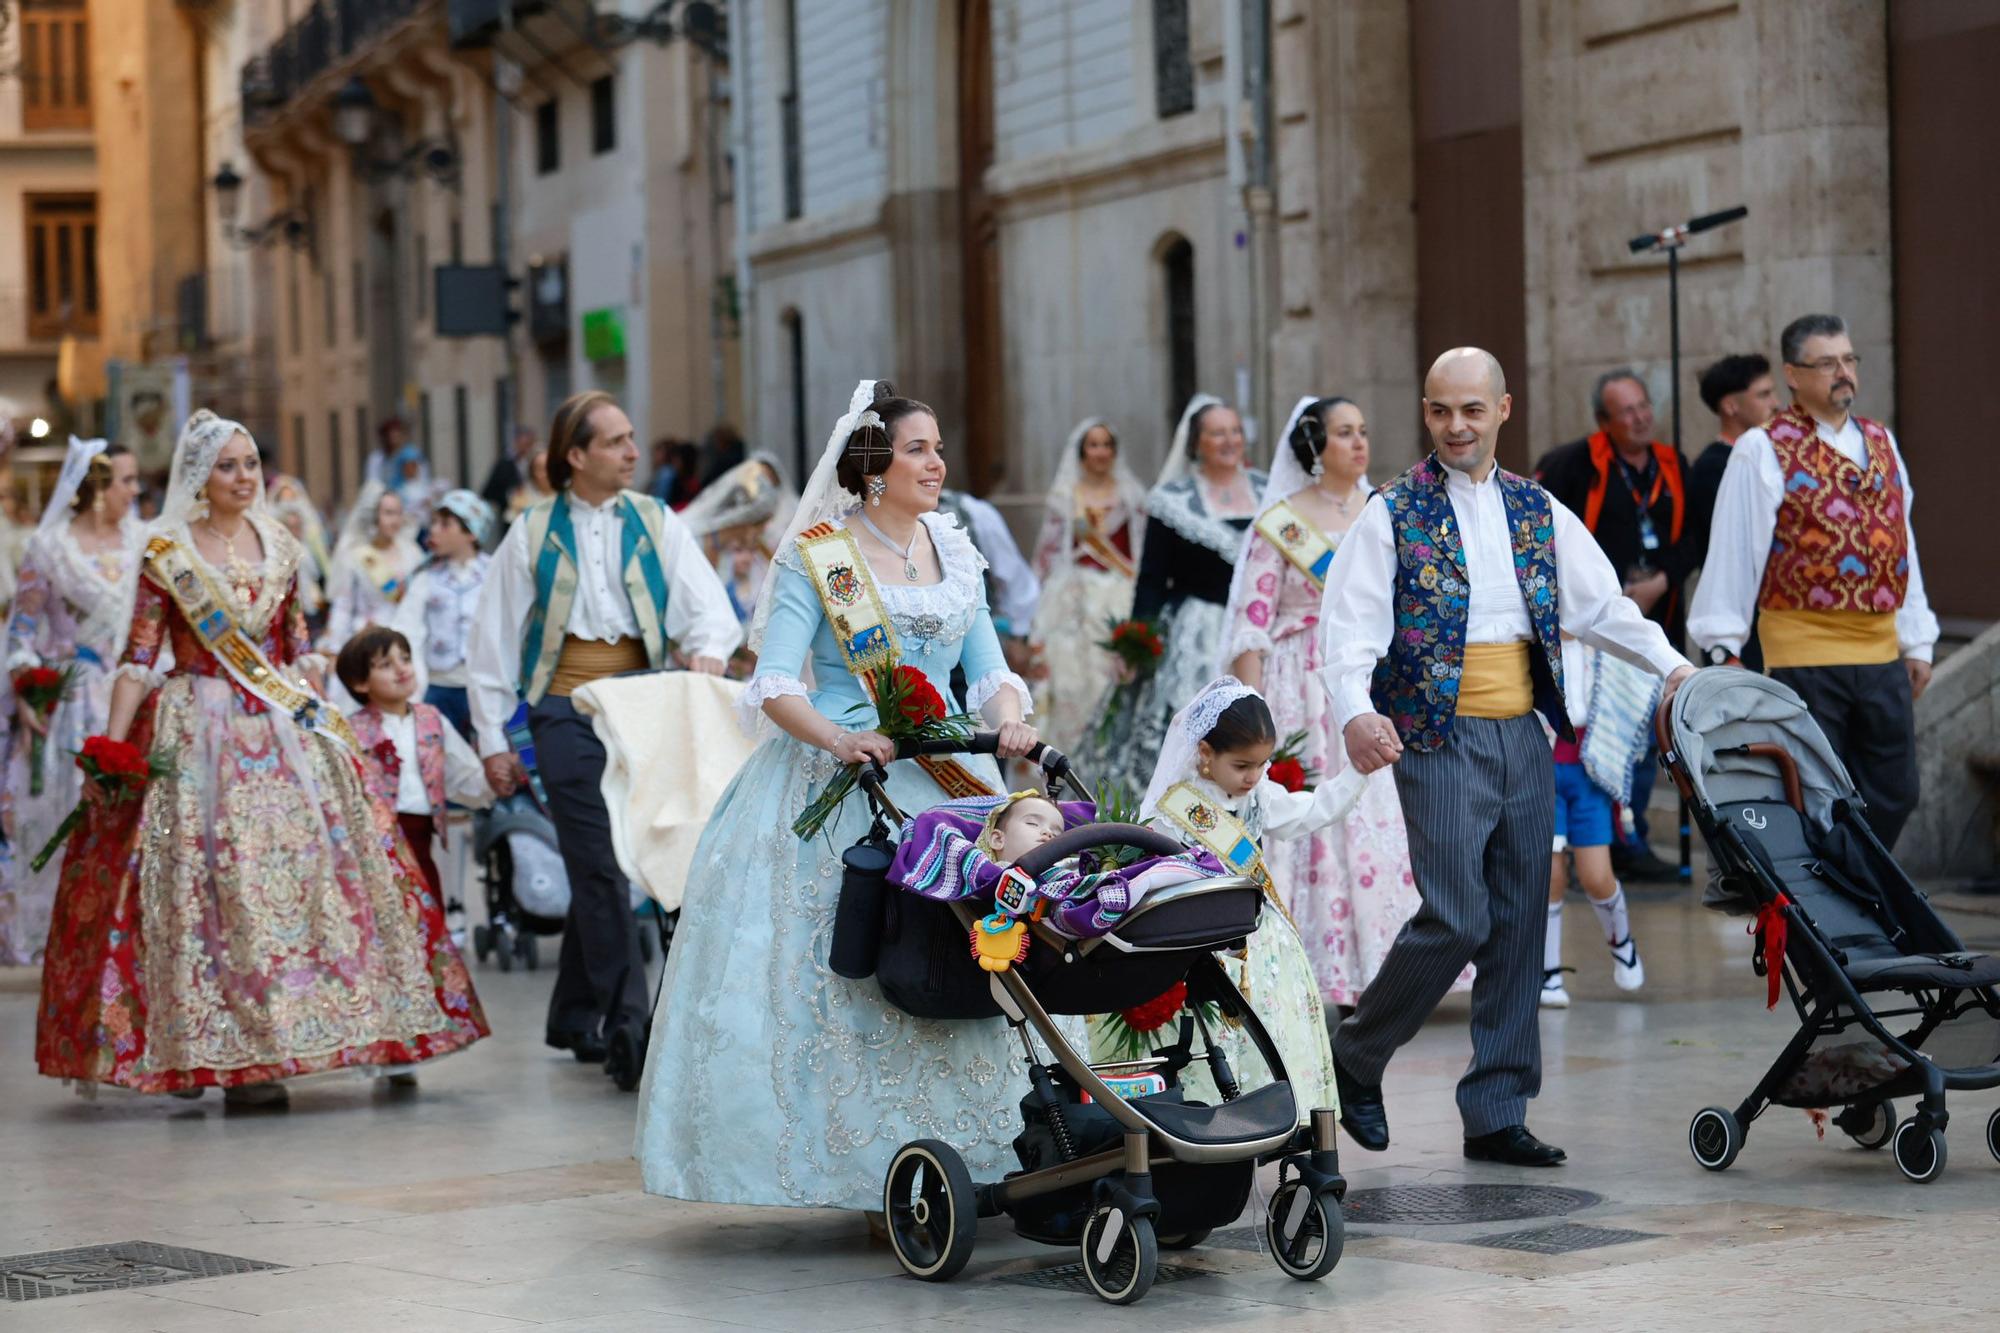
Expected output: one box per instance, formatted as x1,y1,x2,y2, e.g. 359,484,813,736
1536,369,1694,882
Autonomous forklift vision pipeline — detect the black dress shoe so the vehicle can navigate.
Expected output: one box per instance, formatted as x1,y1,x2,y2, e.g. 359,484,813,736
546,1029,608,1063
1615,847,1678,883
1332,1055,1389,1151
1464,1125,1566,1167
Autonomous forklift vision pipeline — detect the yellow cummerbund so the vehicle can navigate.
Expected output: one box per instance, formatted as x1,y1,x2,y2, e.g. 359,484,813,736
1757,608,1900,670
548,635,649,697
1458,641,1534,719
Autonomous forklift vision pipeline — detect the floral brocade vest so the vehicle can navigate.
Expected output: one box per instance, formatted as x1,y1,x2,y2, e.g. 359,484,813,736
1757,406,1908,615
1369,455,1567,753
349,704,448,817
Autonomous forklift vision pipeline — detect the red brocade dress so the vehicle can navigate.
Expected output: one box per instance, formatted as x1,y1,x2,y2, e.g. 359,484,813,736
36,516,487,1092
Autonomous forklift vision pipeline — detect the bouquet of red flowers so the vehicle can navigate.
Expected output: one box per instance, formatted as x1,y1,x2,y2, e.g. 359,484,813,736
1094,979,1223,1062
1266,730,1318,794
792,658,975,839
13,663,78,797
32,735,172,872
1097,618,1166,678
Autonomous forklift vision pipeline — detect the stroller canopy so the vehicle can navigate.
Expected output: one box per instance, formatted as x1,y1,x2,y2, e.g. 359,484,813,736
1668,667,1856,831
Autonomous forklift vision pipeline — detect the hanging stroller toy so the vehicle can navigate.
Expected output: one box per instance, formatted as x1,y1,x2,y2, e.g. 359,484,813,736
838,732,1346,1305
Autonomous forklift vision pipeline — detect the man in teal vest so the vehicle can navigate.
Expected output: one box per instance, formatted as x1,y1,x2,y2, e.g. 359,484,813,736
470,390,741,1070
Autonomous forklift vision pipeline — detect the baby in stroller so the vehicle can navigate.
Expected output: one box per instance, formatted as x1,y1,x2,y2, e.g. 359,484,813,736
889,789,1222,942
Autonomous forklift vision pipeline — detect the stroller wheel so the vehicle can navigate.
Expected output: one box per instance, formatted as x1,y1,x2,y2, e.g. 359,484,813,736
1157,1227,1211,1251
1988,1108,2000,1166
472,924,492,963
1838,1100,1895,1151
495,926,515,973
517,933,540,971
1689,1106,1743,1171
1892,1118,1947,1184
883,1139,978,1282
1265,1180,1343,1281
1079,1205,1156,1305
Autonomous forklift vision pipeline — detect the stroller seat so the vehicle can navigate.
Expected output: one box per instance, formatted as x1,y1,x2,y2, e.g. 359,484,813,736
1727,798,2000,995
1137,1081,1297,1146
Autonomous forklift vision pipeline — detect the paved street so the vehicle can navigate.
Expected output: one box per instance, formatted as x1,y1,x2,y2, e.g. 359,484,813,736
5,884,1998,1332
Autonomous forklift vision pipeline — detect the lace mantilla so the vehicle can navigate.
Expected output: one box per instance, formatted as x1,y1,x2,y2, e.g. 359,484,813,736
1147,473,1267,560
774,511,988,652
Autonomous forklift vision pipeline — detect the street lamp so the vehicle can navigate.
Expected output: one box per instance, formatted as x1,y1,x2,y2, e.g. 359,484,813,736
334,76,462,188
210,160,314,251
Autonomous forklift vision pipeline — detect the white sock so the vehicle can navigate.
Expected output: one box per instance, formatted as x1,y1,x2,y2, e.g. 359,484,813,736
1544,900,1564,975
1590,884,1633,953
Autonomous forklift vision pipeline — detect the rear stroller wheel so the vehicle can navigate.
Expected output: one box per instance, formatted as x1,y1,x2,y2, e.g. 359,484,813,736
516,932,539,971
1837,1100,1894,1150
1987,1108,2000,1166
883,1139,978,1282
1265,1180,1343,1281
1689,1106,1743,1171
1892,1117,1947,1184
1079,1205,1156,1305
494,924,515,973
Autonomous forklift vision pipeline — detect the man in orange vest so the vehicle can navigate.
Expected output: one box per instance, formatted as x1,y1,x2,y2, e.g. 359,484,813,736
1689,313,1937,850
1536,369,1694,881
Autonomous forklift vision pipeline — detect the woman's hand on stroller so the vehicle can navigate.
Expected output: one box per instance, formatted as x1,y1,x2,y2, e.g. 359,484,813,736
830,729,896,768
992,720,1040,759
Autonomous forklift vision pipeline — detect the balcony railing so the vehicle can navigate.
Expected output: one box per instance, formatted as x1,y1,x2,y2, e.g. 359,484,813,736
241,0,431,127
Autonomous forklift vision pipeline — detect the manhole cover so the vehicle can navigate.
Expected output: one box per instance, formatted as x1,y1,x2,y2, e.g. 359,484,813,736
1,1242,282,1302
1340,1184,1601,1225
1468,1223,1658,1255
994,1261,1203,1293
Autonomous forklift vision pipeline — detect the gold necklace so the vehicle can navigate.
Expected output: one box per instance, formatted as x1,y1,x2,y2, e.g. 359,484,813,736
202,518,259,603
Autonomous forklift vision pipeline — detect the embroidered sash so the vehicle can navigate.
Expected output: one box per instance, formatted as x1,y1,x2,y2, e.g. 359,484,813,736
795,523,990,801
146,535,358,754
1253,498,1336,592
1155,781,1296,927
1076,506,1137,580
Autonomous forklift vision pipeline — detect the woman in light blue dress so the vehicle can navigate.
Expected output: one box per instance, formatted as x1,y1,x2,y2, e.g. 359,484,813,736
636,380,1040,1210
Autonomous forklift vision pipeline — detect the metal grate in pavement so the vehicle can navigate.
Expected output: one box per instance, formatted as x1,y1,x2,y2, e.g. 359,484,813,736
993,1260,1202,1293
1341,1184,1602,1225
1467,1223,1659,1255
1,1241,283,1302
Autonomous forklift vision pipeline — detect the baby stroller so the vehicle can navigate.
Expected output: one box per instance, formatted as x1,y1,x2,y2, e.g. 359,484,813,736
471,792,570,973
838,734,1345,1305
1660,667,2000,1183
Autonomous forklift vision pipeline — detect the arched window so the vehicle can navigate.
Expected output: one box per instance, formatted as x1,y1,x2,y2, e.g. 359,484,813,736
1160,235,1196,427
781,307,808,481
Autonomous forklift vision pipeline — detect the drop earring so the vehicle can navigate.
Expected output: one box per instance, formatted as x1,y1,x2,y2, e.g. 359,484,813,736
1310,456,1325,478
867,475,887,508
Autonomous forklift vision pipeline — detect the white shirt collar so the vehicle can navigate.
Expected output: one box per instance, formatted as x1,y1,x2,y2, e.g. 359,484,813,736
566,489,622,516
1443,461,1499,496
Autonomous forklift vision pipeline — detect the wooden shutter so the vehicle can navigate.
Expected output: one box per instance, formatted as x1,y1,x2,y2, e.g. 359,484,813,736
20,1,92,132
25,193,100,339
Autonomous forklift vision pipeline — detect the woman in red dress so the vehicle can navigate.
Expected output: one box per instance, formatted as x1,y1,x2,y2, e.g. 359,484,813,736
36,411,486,1104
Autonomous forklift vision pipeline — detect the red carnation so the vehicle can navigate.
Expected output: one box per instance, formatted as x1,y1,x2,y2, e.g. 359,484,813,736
1118,981,1188,1035
1268,757,1307,793
893,665,946,728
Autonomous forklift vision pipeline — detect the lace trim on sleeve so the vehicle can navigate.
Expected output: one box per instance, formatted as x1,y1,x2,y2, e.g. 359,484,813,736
736,671,811,733
1222,624,1275,661
964,668,1033,718
114,662,164,689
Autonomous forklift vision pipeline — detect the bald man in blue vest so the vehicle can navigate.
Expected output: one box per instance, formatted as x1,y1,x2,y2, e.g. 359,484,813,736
1317,349,1693,1165
470,390,741,1070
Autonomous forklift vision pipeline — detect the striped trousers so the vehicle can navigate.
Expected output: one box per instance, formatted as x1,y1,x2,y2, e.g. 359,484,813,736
1333,714,1556,1137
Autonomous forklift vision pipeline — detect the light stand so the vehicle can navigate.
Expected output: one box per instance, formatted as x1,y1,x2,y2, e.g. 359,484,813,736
1627,204,1747,881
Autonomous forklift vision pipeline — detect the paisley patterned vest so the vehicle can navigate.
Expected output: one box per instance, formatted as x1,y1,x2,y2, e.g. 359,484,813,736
1369,455,1568,753
1756,405,1908,615
349,704,448,818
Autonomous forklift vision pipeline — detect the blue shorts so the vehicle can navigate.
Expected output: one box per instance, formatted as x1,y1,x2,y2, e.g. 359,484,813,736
1553,759,1614,851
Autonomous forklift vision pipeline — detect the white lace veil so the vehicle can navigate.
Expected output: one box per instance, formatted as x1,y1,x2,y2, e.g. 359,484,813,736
1140,674,1260,821
154,409,264,536
747,378,881,653
1220,396,1321,657
1042,417,1149,567
330,478,421,571
1153,393,1225,490
681,451,793,540
39,436,108,540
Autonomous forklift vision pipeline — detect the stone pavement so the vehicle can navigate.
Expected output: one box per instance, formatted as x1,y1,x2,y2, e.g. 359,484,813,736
4,884,1998,1332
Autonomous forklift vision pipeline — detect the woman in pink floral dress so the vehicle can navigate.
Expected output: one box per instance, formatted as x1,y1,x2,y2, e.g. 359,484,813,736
1222,396,1468,1008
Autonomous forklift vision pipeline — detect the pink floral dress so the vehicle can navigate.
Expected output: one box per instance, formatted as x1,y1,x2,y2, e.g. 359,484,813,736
1225,523,1470,1005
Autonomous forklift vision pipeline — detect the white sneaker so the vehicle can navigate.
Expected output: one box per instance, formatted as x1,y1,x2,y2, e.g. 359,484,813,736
1610,937,1645,991
1540,968,1571,1009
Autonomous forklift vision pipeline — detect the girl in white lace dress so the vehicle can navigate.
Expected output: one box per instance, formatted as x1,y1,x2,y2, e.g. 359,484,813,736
0,439,143,964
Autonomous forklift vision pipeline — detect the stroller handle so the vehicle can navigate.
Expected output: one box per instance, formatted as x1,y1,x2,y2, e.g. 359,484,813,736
892,732,1069,776
1009,822,1186,880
